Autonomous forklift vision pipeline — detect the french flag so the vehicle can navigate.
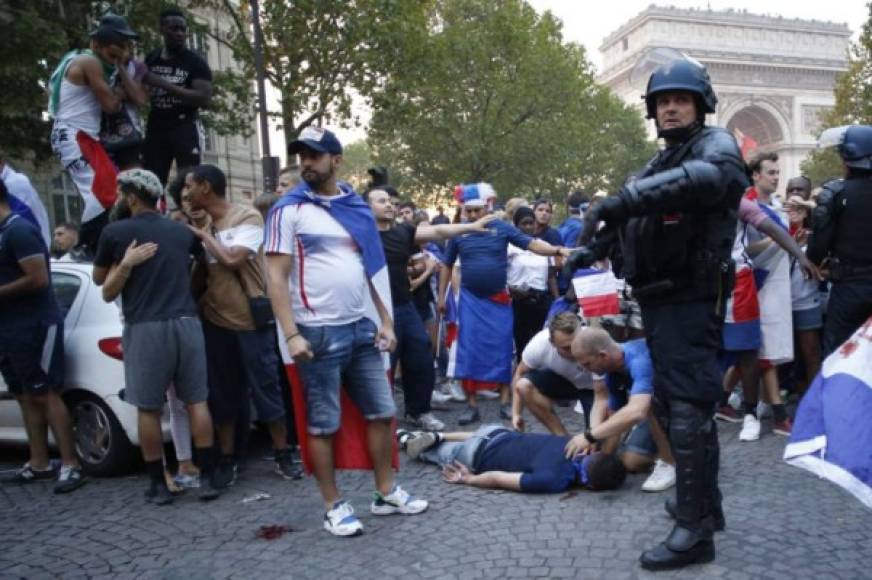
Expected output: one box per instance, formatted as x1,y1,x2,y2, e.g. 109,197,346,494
784,316,872,508
572,268,620,318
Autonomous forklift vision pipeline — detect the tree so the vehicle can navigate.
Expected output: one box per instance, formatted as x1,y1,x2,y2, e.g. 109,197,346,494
801,2,872,185
196,0,430,152
338,140,373,191
366,0,654,205
0,0,253,163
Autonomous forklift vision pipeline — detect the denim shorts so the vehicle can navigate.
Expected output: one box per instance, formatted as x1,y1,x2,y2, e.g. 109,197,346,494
793,306,823,331
296,318,397,435
620,419,658,458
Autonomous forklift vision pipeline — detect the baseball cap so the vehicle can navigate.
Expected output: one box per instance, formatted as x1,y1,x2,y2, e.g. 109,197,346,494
91,13,139,40
288,126,343,156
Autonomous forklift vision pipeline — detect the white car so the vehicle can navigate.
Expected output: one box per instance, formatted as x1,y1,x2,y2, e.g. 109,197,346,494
0,260,163,475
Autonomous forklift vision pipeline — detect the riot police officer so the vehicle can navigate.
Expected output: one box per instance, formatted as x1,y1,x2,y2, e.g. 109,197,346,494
807,125,872,355
568,54,747,570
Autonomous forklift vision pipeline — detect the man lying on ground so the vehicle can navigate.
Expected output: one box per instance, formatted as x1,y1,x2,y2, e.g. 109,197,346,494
398,425,626,493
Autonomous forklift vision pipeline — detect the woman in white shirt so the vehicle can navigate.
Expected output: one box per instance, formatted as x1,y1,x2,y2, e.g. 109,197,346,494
508,206,554,360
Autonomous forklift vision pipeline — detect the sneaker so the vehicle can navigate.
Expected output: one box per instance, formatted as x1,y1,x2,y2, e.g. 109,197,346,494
773,417,793,436
757,401,773,419
499,403,512,421
448,381,467,402
641,460,676,492
173,472,201,489
715,405,742,423
212,456,237,489
727,390,742,410
54,464,86,494
404,432,438,460
457,406,480,426
477,389,500,400
7,461,58,484
431,390,452,410
274,448,303,480
324,500,363,537
739,414,761,442
408,412,445,431
144,480,174,505
371,484,428,515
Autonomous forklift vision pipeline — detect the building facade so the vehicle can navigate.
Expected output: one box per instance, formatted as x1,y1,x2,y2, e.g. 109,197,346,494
598,6,851,188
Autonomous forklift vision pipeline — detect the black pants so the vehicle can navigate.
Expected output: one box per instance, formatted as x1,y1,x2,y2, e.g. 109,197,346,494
643,301,723,536
77,210,109,259
823,277,872,356
143,120,203,185
511,291,551,361
390,303,435,417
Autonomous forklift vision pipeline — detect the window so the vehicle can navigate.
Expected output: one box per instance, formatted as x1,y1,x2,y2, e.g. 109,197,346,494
191,29,210,59
51,272,82,319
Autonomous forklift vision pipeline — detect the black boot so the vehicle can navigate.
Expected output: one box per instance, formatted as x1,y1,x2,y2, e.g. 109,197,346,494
194,446,221,501
143,460,174,506
640,400,715,571
664,497,725,531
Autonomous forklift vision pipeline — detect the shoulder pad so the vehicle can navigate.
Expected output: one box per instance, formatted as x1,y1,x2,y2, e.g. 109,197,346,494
694,127,743,162
819,178,845,199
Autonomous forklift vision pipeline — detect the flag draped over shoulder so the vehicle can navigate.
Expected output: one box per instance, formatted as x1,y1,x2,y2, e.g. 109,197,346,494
572,268,620,318
784,316,872,509
269,181,397,472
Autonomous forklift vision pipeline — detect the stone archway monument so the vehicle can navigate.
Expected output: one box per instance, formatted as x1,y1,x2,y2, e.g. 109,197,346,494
597,6,851,188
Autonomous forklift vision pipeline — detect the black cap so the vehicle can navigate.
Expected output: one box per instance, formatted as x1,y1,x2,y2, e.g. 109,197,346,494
91,14,139,40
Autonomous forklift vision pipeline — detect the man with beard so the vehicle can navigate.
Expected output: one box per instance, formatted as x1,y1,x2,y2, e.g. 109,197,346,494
142,7,213,185
265,127,428,537
93,169,222,504
567,55,747,569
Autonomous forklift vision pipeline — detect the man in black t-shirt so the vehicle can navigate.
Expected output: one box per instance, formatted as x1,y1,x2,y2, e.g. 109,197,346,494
93,169,221,504
142,7,213,185
365,188,495,430
0,180,84,494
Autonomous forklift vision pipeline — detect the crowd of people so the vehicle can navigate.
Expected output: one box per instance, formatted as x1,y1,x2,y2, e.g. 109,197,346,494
0,7,870,573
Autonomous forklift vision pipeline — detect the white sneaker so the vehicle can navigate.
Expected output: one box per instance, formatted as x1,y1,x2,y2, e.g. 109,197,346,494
727,390,742,411
448,381,467,402
641,460,676,492
757,401,773,419
404,431,438,460
739,414,761,441
371,485,428,515
324,500,363,536
409,412,445,431
477,389,500,400
430,389,454,411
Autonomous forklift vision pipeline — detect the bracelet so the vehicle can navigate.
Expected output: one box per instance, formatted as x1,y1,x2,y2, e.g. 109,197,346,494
285,332,300,342
583,429,598,445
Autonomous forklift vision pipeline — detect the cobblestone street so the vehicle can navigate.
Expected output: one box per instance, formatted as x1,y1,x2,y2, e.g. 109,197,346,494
1,398,870,580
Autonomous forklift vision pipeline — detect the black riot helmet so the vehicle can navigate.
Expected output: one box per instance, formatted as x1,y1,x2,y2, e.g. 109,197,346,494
643,56,717,121
819,125,872,170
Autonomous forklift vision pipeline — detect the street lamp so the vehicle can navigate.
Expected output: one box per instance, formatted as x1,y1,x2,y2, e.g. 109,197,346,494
249,0,278,194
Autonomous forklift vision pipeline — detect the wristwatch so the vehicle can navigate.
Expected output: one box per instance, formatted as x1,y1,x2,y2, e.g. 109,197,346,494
583,429,598,445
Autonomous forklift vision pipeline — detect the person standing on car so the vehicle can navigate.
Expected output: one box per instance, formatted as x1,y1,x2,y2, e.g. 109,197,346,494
93,168,221,505
0,179,85,493
142,7,212,185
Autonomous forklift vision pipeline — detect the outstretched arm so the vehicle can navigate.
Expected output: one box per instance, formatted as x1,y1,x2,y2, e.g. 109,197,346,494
442,462,522,491
414,214,497,242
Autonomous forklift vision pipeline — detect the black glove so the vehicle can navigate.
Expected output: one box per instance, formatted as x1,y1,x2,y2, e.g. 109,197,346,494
563,246,598,276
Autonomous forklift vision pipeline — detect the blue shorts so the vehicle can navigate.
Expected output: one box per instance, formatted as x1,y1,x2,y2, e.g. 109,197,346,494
793,306,823,331
0,322,64,396
296,318,397,435
620,419,658,458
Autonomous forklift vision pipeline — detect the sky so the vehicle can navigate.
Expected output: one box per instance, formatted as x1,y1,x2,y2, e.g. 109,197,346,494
270,1,868,164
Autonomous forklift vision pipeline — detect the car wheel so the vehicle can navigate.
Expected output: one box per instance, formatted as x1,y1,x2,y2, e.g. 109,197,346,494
67,393,136,476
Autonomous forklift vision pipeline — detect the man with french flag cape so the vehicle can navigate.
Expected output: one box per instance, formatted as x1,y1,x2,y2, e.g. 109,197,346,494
265,127,428,538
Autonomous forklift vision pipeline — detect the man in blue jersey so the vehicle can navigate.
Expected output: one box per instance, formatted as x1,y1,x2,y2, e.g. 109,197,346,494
436,183,570,425
566,327,677,493
398,424,627,494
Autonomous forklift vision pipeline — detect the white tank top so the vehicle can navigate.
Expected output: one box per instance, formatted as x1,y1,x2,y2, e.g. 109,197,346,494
54,76,101,138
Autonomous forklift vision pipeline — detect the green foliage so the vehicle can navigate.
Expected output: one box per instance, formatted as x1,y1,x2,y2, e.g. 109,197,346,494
338,140,373,191
367,0,654,205
801,2,872,185
0,0,252,164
